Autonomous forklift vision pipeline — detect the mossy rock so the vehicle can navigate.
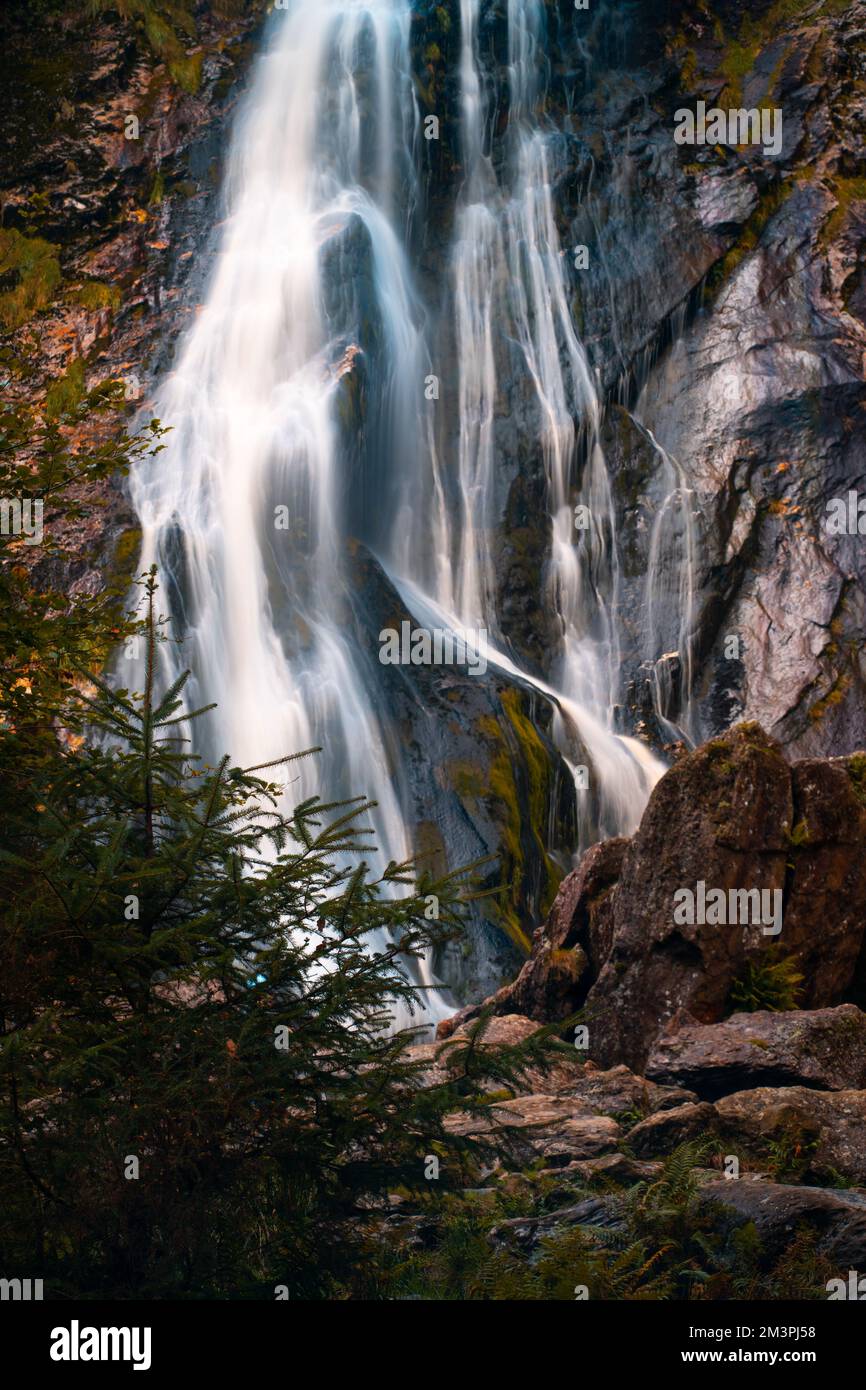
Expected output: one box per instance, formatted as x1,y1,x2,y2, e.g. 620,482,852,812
0,228,62,331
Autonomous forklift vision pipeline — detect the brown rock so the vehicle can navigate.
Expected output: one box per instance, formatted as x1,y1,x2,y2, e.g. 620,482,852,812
625,1102,718,1157
409,1015,594,1096
646,1005,866,1098
782,758,866,1006
697,1177,866,1267
444,1095,621,1166
551,1061,699,1114
583,727,866,1070
435,837,626,1035
550,1153,663,1184
715,1086,866,1185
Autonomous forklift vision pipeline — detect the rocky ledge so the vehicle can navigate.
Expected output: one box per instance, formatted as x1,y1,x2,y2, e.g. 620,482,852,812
418,721,866,1275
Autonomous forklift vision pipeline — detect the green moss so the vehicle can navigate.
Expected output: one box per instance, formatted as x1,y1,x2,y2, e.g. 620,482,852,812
458,689,564,959
110,525,143,575
168,50,203,95
820,175,866,249
87,0,203,93
785,818,811,848
715,0,832,105
703,181,794,305
149,169,166,206
70,281,122,313
847,752,866,807
807,671,852,723
448,759,486,801
45,357,86,419
0,229,62,331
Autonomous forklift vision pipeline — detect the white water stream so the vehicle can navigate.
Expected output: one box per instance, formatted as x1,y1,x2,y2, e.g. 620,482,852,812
130,0,673,1022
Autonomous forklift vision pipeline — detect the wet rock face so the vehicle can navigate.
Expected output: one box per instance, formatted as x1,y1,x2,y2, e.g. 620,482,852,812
346,544,576,1003
409,0,866,758
591,1,866,756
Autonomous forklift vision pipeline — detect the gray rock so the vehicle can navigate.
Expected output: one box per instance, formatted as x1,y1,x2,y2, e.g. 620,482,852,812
647,1005,866,1098
698,1177,866,1267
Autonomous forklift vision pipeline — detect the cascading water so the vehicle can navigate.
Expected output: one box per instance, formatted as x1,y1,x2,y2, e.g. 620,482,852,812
433,0,665,842
635,419,701,745
129,0,672,1026
129,0,448,1025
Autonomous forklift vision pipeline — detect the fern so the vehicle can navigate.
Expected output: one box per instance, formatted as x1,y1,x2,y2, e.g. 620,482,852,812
728,946,804,1013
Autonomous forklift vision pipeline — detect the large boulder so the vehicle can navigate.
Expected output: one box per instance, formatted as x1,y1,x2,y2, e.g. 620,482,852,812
715,1086,866,1187
583,726,866,1070
646,1005,866,1099
781,759,866,1007
438,726,866,1070
697,1178,866,1268
586,725,792,1070
624,1102,719,1157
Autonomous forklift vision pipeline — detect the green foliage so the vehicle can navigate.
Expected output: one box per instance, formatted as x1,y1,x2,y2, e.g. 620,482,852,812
384,1138,837,1301
84,1,203,91
0,229,62,331
0,566,522,1295
708,1222,837,1301
0,354,161,795
764,1119,820,1183
728,947,804,1014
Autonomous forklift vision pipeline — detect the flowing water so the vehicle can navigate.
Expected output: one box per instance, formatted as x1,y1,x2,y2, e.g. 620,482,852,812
130,0,677,1023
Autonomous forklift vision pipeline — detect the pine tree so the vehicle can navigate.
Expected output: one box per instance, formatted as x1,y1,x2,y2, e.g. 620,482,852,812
0,561,548,1298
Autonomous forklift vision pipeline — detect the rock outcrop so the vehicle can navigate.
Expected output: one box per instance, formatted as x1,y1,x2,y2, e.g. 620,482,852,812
696,1179,866,1267
715,1087,866,1187
647,1005,866,1098
446,724,866,1068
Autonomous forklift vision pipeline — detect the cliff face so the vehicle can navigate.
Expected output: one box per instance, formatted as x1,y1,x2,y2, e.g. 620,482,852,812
7,1,865,758
1,0,268,589
408,0,866,755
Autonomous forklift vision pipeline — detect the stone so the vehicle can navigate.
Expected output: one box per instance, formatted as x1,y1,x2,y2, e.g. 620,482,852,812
715,1086,866,1186
646,1005,866,1098
585,726,793,1071
697,1178,866,1267
444,1095,621,1167
625,1102,718,1157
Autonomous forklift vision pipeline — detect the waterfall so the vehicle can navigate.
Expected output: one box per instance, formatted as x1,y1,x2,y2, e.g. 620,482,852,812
129,0,668,1025
633,418,701,746
438,0,665,842
129,0,448,1026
